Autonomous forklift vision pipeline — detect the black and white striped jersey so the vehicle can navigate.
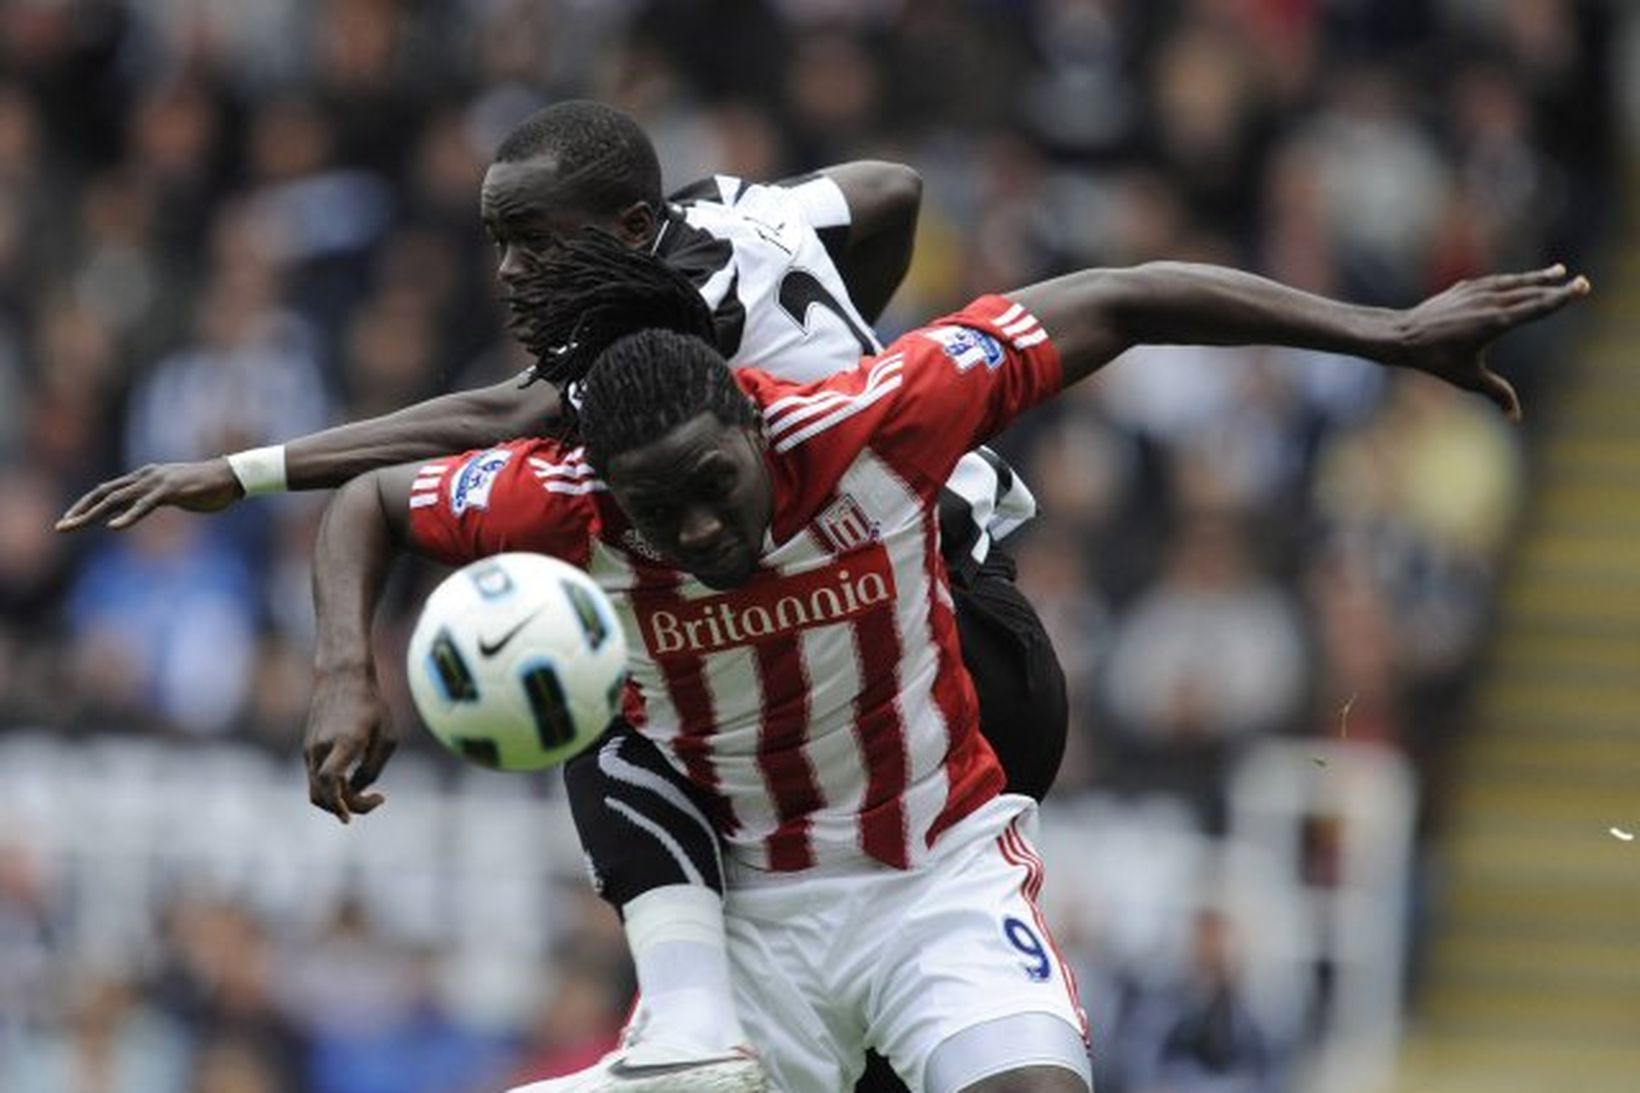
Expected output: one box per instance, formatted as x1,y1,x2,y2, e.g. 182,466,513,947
658,174,1037,575
660,173,878,380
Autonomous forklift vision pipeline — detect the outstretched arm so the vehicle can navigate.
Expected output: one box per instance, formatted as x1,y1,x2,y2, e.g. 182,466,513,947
56,375,560,531
303,462,422,824
816,161,922,323
1011,262,1590,418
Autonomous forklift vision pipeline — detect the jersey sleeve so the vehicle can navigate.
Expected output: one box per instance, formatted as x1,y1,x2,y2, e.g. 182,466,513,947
404,440,599,569
772,173,852,234
757,295,1062,529
865,295,1062,484
672,172,851,259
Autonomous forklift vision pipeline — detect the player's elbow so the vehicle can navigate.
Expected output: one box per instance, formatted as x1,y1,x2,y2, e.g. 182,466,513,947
872,162,922,232
834,161,922,239
331,471,384,526
464,379,561,444
1092,263,1181,340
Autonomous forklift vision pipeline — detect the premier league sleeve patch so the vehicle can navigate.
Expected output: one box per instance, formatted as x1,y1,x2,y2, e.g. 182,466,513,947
923,325,1006,372
450,448,513,515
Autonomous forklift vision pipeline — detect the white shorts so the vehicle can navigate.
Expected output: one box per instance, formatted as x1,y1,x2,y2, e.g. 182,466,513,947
721,795,1090,1093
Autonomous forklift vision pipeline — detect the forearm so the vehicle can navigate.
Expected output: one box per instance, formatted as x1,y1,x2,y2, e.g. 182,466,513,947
1017,260,1586,418
1017,262,1410,388
312,474,400,676
284,378,560,490
1113,262,1404,361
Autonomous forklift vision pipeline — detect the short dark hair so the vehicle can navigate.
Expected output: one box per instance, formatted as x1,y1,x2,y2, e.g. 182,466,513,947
578,330,758,474
510,229,716,392
494,101,663,217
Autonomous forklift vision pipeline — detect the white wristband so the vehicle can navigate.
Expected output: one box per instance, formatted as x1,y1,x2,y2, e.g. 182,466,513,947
226,445,288,495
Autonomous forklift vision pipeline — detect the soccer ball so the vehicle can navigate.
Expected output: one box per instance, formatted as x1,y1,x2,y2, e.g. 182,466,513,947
406,553,628,771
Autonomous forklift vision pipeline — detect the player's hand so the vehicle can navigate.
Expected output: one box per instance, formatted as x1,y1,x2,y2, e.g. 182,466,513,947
1392,264,1591,422
304,667,398,824
55,458,245,532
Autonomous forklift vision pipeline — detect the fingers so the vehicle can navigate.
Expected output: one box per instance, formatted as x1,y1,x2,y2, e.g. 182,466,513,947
108,492,162,530
1478,367,1523,423
348,731,398,815
307,738,353,822
1501,275,1591,325
1482,263,1569,291
55,473,140,531
308,738,377,824
308,731,394,823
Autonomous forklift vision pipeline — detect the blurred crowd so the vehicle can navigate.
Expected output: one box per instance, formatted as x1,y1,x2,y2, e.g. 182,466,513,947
0,0,1622,1091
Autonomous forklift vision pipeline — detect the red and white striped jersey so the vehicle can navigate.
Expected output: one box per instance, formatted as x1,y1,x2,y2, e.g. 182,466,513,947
408,296,1063,873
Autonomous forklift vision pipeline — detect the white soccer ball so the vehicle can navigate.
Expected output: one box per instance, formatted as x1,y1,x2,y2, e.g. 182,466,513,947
406,552,628,771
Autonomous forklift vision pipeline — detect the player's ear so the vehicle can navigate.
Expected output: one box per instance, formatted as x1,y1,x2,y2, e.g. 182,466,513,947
614,201,658,248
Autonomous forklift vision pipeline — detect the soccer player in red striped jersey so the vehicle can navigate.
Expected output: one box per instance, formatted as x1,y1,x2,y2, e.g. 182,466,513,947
60,101,1065,1093
305,235,1587,1092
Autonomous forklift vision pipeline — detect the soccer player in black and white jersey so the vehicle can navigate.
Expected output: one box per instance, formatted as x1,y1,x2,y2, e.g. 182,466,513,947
59,102,1065,1092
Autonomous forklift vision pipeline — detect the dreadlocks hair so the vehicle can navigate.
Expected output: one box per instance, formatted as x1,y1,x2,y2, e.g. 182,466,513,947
494,101,663,218
578,329,759,475
507,230,718,424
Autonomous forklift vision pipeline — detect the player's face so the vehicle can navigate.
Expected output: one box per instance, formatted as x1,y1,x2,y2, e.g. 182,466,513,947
480,158,653,291
481,160,614,289
605,413,773,590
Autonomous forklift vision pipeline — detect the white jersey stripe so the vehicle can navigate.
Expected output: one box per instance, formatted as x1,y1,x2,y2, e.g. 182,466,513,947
764,365,905,443
541,480,607,495
763,356,903,433
772,375,903,453
762,391,856,440
1000,315,1039,337
528,457,596,479
993,302,1024,326
1013,330,1049,349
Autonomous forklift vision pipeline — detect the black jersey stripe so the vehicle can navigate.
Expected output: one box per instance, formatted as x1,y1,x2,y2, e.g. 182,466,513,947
654,210,746,359
975,445,1017,498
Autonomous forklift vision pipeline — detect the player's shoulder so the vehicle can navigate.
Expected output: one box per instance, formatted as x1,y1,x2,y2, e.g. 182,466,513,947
737,349,904,461
434,434,576,470
669,174,792,210
669,174,752,208
432,436,595,509
892,294,1052,370
671,175,808,238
